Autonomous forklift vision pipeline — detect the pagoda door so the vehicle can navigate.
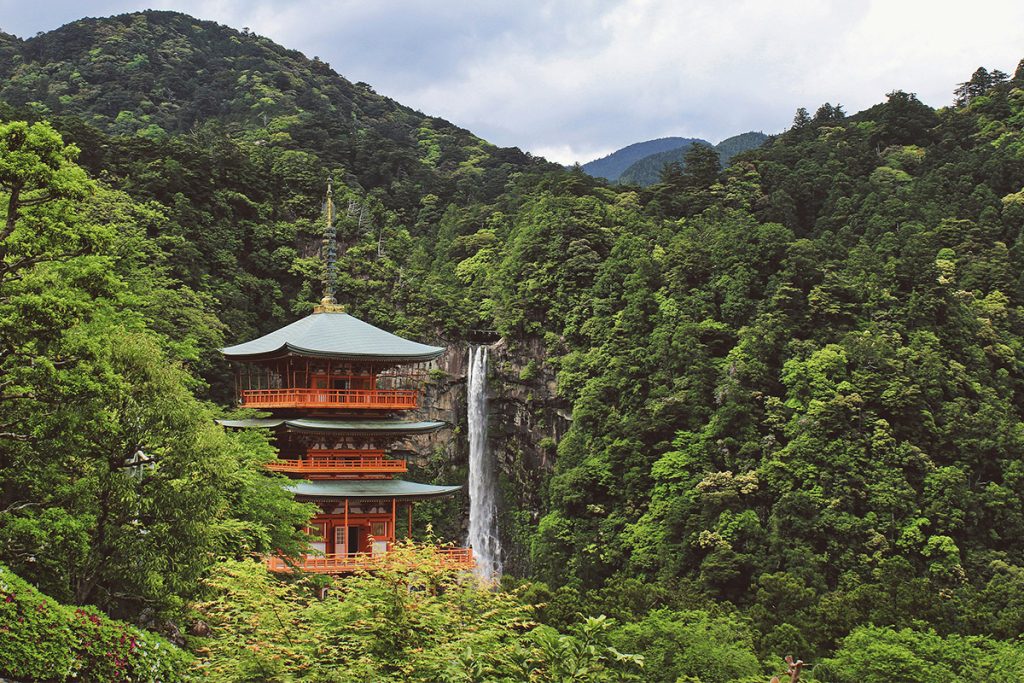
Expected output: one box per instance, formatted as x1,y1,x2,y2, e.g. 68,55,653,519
335,525,361,555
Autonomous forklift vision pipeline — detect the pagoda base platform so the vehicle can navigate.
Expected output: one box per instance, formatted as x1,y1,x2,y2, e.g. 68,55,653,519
265,547,474,574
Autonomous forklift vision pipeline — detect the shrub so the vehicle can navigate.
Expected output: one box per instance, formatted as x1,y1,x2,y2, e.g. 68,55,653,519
0,564,191,682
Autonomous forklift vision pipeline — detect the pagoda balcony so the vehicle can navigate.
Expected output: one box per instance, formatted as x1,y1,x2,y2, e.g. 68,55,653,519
265,450,408,477
265,547,474,574
240,387,418,410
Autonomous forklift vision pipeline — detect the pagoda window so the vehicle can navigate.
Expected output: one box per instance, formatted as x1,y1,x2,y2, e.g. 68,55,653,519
334,525,346,554
310,374,373,390
238,364,284,391
308,521,327,555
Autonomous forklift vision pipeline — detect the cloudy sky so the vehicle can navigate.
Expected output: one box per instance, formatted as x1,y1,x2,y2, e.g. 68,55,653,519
2,1,1023,164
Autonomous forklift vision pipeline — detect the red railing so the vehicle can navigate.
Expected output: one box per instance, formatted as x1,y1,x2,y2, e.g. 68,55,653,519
436,547,474,568
241,388,417,410
265,552,379,573
265,450,407,476
265,547,474,574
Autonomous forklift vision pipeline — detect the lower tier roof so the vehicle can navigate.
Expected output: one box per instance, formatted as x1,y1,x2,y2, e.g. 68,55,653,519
218,418,446,434
288,479,461,501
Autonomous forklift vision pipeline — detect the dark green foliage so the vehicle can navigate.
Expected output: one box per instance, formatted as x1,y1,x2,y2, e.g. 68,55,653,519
528,60,1024,662
0,10,556,383
954,66,1011,106
713,131,771,165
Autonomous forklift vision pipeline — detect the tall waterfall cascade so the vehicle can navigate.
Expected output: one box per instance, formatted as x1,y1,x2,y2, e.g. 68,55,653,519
467,346,502,579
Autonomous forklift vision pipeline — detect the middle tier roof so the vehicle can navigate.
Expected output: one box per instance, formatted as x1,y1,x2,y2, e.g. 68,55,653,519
217,418,446,434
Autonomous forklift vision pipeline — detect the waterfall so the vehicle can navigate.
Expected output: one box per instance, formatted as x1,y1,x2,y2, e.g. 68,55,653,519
467,346,502,579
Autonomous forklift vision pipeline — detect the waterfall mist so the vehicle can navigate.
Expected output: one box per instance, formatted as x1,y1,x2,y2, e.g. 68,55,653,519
467,346,502,579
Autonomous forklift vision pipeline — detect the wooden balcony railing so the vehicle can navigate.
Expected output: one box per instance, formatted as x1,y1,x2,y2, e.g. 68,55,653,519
265,547,474,574
265,450,407,476
241,388,417,410
436,547,474,568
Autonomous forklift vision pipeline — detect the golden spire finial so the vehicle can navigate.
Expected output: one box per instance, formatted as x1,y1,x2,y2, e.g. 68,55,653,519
315,176,345,313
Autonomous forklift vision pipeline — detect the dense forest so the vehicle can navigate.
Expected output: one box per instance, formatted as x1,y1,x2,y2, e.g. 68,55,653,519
2,10,1024,682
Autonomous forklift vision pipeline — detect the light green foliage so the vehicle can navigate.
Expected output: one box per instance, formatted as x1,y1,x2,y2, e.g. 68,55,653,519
530,615,644,683
0,120,311,618
814,625,1024,682
609,609,760,683
0,120,102,288
191,551,643,682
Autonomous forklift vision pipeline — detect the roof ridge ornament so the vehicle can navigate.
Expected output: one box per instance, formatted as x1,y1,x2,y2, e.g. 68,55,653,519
316,176,345,313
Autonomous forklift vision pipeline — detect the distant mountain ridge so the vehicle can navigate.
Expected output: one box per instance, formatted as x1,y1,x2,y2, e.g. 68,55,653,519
618,131,769,186
580,136,708,181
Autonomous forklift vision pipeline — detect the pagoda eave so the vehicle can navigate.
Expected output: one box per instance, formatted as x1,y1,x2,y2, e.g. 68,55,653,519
221,345,444,363
219,312,444,363
217,418,447,435
287,479,462,502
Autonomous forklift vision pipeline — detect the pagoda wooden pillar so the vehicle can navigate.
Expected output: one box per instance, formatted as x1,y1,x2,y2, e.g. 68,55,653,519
343,498,349,555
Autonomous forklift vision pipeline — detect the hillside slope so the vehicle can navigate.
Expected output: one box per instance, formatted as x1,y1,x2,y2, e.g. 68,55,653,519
0,11,553,208
0,10,558,348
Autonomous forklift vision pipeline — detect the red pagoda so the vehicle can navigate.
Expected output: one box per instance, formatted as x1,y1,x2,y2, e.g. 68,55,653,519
219,182,470,573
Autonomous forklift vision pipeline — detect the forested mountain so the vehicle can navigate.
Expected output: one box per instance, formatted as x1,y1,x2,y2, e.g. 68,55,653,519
3,9,1024,681
618,130,769,186
580,136,708,181
0,10,554,364
0,30,19,59
0,10,550,199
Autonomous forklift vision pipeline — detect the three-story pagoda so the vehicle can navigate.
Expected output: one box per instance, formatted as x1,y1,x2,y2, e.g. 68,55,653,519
219,182,470,573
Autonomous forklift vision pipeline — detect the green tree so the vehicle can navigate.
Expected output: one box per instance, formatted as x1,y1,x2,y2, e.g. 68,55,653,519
0,121,311,618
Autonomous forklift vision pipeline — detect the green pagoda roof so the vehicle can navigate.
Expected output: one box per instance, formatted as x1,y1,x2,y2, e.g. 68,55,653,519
217,418,446,434
220,311,444,362
287,479,461,501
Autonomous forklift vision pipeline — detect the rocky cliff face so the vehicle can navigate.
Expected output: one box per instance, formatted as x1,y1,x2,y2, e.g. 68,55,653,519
413,338,570,576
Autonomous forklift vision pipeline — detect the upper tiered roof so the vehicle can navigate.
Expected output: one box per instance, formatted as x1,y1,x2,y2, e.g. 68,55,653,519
220,311,445,362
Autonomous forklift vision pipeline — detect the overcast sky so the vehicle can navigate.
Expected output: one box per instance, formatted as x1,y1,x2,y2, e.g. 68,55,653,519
2,1,1023,164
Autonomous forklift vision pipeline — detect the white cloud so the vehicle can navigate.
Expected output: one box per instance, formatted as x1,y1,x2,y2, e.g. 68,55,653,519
5,0,1024,164
375,0,1023,163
